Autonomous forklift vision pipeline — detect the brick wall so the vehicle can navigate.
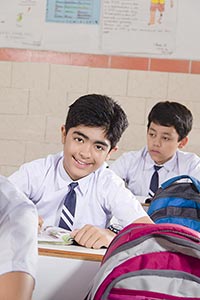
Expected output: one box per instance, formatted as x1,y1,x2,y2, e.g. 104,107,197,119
0,49,200,176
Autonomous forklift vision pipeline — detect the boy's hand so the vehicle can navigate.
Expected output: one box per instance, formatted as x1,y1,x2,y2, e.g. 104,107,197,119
71,224,116,249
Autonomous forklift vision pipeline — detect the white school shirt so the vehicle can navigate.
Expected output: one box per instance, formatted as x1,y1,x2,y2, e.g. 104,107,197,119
8,152,147,229
110,146,200,198
0,175,38,280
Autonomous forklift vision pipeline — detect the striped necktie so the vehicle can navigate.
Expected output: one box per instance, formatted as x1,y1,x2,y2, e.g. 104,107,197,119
59,182,78,231
149,165,162,198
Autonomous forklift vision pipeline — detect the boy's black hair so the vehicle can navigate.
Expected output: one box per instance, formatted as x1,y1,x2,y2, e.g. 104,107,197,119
65,94,128,149
147,101,193,141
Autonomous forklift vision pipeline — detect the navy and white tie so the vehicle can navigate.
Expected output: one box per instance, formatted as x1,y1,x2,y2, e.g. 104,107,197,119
149,165,162,198
59,182,78,231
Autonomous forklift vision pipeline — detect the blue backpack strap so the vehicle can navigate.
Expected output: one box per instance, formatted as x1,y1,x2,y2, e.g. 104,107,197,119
161,175,200,193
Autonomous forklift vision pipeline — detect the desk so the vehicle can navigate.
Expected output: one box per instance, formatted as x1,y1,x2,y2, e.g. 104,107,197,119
33,244,106,300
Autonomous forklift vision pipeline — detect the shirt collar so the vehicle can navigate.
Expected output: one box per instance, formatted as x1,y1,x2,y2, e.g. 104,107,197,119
162,153,178,171
144,147,178,172
58,158,108,194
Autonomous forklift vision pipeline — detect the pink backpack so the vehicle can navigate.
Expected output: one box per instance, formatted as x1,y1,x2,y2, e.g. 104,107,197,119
86,223,200,300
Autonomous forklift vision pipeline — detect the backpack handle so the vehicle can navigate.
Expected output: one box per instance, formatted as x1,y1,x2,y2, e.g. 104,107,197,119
161,175,200,193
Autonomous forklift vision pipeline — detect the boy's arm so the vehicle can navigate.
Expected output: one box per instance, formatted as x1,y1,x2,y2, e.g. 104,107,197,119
71,215,154,249
132,215,154,224
0,272,34,300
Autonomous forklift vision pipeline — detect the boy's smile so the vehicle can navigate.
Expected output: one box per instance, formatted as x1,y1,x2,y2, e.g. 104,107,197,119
147,122,188,165
72,156,93,168
61,125,116,181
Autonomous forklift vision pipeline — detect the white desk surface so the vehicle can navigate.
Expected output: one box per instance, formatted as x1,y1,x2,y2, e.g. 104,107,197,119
39,243,106,254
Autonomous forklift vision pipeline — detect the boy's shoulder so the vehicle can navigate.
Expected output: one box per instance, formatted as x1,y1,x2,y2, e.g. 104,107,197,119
96,163,127,186
22,151,63,170
111,147,147,165
177,149,200,161
176,150,200,174
0,175,36,216
9,152,64,183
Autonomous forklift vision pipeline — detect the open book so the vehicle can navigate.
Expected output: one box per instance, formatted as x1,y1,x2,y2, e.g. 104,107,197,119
38,226,74,245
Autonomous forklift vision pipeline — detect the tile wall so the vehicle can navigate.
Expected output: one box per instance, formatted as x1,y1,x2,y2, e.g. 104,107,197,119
0,48,200,176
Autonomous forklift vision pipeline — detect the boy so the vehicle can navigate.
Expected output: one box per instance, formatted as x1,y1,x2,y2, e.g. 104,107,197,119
8,94,153,249
0,175,38,300
110,101,200,202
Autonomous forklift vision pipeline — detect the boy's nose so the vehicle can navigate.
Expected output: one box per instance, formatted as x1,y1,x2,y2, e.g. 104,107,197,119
79,144,92,158
153,137,161,147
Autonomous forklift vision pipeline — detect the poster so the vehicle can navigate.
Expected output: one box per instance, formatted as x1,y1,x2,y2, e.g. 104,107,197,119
46,0,100,24
1,0,200,60
0,0,45,48
101,0,178,55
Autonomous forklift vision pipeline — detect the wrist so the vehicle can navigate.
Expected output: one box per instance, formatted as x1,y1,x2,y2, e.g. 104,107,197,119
107,224,123,235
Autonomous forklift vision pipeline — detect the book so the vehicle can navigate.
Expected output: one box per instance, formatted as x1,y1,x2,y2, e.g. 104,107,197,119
38,226,74,245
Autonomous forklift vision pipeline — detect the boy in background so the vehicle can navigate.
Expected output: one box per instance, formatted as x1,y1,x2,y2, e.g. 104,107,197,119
8,94,153,249
110,101,200,202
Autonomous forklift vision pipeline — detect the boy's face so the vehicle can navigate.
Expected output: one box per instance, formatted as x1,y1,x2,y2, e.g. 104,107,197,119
147,122,188,165
61,125,117,181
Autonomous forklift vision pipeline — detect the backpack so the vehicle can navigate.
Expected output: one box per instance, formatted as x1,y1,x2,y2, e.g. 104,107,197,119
86,223,200,300
147,175,200,231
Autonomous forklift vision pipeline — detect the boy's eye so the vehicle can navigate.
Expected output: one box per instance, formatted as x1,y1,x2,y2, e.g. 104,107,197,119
162,136,170,141
149,132,155,137
95,145,104,151
75,137,83,143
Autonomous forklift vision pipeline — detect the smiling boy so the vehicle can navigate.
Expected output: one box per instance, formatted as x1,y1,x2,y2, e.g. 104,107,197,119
110,101,200,199
61,125,111,181
8,94,153,249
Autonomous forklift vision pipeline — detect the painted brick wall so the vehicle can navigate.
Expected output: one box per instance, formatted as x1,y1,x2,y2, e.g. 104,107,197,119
0,49,200,176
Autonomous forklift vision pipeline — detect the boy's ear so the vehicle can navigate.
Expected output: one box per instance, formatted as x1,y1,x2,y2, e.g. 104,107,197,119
61,125,66,144
106,146,118,161
178,136,188,149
